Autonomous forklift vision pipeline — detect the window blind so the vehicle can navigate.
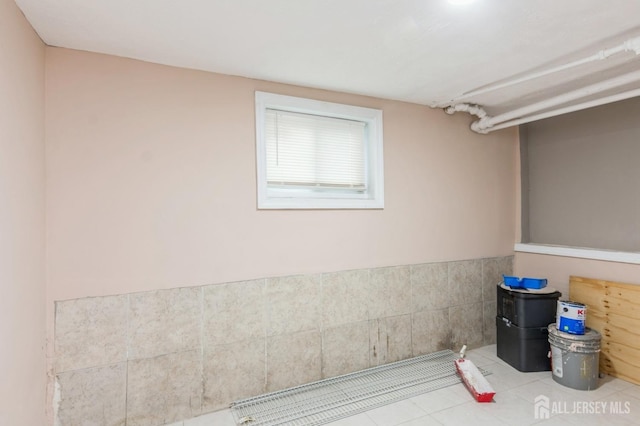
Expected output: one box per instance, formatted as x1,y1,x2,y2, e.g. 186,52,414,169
265,109,367,191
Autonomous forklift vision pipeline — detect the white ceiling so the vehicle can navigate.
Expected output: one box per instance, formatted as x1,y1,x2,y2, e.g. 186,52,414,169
15,0,640,132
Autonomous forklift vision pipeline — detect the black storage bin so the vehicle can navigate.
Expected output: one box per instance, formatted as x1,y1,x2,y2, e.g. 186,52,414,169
496,284,561,327
496,316,551,372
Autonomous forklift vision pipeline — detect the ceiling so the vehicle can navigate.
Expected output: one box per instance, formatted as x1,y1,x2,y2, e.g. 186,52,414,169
15,0,640,133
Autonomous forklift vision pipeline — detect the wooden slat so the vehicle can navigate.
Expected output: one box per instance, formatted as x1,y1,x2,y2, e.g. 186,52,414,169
601,341,640,385
584,312,607,335
605,283,640,320
569,275,640,385
569,276,607,313
602,313,640,350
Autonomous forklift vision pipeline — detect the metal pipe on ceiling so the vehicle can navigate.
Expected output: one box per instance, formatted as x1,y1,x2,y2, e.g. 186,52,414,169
469,68,640,133
437,35,640,107
443,103,488,118
485,87,640,132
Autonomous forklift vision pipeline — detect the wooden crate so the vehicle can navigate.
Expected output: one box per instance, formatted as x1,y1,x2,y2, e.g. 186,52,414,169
570,276,640,385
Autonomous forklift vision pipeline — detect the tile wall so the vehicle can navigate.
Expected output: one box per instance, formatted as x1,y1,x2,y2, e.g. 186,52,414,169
52,256,512,425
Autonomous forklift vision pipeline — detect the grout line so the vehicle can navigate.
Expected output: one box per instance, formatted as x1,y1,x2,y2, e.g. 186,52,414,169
125,293,130,361
263,278,268,392
199,286,204,414
409,265,414,358
481,257,485,302
124,293,130,425
319,272,327,379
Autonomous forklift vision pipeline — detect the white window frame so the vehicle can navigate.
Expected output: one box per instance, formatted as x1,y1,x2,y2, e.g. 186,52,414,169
255,91,384,209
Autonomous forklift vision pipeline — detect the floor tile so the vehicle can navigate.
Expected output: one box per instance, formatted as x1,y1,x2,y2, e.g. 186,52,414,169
553,411,637,426
461,350,495,368
621,382,640,399
510,378,581,404
482,361,541,392
325,413,378,426
533,415,583,425
409,384,472,414
429,400,509,426
397,414,444,425
478,391,538,425
183,409,236,425
364,399,428,426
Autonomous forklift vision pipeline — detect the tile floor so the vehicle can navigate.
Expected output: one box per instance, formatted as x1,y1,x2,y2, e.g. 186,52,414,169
172,345,640,426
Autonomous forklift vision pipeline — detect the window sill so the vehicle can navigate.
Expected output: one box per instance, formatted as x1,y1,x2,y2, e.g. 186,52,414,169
258,196,384,210
514,243,640,265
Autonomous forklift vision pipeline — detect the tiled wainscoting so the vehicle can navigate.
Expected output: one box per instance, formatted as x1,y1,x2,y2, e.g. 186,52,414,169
53,256,512,425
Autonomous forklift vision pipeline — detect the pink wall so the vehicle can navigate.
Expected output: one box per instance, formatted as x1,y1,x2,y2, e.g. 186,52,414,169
44,48,517,421
44,48,517,420
45,48,517,303
515,252,640,297
0,0,46,424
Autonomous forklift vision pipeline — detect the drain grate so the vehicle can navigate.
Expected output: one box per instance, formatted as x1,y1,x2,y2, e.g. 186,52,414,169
230,349,491,426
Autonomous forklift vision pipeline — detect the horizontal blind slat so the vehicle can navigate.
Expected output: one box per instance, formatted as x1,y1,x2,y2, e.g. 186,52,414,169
265,109,366,190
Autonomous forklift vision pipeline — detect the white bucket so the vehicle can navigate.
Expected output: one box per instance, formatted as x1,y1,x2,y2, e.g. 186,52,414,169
548,324,601,390
556,300,586,335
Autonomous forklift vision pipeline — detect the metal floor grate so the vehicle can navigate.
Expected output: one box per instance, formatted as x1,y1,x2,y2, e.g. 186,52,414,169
230,349,491,426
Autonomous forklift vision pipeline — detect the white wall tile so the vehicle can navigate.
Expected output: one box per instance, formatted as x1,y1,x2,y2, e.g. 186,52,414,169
266,274,321,336
54,295,127,372
203,279,265,346
128,288,201,359
126,350,202,425
55,362,126,426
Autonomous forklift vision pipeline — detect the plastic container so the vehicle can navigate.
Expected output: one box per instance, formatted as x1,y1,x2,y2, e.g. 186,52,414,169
556,301,586,335
496,317,551,372
496,285,562,328
503,275,521,287
502,275,548,289
548,324,601,390
521,277,548,289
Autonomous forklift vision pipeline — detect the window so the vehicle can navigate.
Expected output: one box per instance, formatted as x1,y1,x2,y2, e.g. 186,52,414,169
255,91,384,209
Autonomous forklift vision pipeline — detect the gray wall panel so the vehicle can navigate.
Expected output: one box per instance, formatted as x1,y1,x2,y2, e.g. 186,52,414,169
521,96,640,252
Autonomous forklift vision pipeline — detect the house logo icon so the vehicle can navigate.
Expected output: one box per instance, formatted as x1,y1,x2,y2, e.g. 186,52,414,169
534,394,550,419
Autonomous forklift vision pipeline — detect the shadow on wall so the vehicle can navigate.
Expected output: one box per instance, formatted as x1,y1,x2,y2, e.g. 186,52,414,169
53,256,512,425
